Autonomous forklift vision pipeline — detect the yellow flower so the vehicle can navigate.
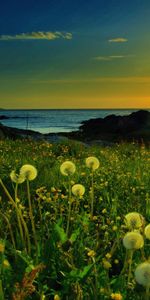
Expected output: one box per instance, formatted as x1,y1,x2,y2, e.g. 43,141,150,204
85,156,100,171
114,259,119,264
20,164,37,181
54,295,61,300
10,170,25,184
60,161,76,176
135,262,150,287
125,212,144,230
87,250,96,257
105,253,112,259
144,224,150,240
72,184,85,197
111,293,123,300
103,259,112,269
123,231,144,250
3,259,10,269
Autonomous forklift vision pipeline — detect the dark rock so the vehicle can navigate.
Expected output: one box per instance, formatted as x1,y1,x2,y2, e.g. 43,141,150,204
76,110,150,143
0,115,9,120
60,110,150,144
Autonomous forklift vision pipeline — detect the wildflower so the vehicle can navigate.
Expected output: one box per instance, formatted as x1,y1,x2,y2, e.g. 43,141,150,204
145,224,150,240
10,170,25,184
111,293,123,300
60,161,76,176
103,259,112,269
125,212,144,230
3,259,10,269
54,295,61,300
72,184,85,197
114,259,119,264
102,208,107,214
51,187,56,192
135,262,150,287
105,253,112,259
20,164,37,181
123,231,144,250
85,156,100,171
87,250,96,257
112,225,118,231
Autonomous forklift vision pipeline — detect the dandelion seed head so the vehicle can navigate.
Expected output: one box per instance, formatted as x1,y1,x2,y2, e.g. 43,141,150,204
123,231,144,250
60,161,76,176
125,212,144,229
72,184,85,197
85,156,100,171
10,170,25,184
20,164,37,181
135,262,150,287
145,224,150,240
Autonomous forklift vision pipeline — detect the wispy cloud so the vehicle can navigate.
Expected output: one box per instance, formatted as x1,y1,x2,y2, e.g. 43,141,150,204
108,37,128,43
0,31,73,41
93,55,126,61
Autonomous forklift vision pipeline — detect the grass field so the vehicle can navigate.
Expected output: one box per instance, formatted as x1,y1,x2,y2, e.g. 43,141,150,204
0,138,150,300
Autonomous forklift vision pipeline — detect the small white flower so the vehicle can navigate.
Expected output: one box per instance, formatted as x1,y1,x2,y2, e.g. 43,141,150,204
20,164,37,181
10,170,25,184
145,224,150,240
60,161,76,176
135,262,150,287
85,156,100,171
123,231,144,250
72,184,85,197
125,212,144,230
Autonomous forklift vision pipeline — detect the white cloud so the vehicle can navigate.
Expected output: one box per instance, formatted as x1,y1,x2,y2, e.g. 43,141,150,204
108,37,128,43
93,55,126,61
0,31,73,41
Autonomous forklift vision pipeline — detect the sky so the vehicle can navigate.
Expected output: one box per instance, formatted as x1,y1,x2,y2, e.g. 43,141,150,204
0,0,150,109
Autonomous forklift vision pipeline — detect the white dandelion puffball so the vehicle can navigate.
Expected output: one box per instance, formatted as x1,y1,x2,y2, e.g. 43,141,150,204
135,262,150,287
125,212,144,229
72,184,85,197
123,231,144,250
85,156,100,171
60,161,76,176
20,164,37,181
145,224,150,240
10,170,25,184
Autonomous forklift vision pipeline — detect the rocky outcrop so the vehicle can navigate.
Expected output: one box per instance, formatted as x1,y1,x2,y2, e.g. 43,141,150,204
63,110,150,143
76,110,150,142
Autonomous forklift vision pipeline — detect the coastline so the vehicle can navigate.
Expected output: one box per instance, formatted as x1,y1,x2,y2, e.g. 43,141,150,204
0,109,150,145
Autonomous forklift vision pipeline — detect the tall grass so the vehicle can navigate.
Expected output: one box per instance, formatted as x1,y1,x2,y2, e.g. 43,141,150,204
0,138,150,299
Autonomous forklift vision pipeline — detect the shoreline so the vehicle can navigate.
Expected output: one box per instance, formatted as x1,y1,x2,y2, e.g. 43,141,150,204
0,109,150,145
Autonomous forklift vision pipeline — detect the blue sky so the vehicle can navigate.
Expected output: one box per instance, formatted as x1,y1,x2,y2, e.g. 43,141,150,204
0,0,150,108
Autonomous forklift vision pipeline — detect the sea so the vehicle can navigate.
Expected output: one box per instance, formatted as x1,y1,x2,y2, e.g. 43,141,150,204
0,109,149,134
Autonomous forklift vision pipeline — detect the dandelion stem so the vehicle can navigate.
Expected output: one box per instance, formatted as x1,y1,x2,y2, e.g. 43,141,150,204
128,250,134,284
91,171,94,216
14,183,25,249
0,178,31,255
0,212,16,252
26,179,38,263
66,181,72,236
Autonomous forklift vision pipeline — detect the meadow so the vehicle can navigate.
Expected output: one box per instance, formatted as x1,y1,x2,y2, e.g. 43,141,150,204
0,138,150,300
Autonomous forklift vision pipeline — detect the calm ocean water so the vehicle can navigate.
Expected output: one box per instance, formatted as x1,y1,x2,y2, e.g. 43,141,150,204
0,109,148,134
